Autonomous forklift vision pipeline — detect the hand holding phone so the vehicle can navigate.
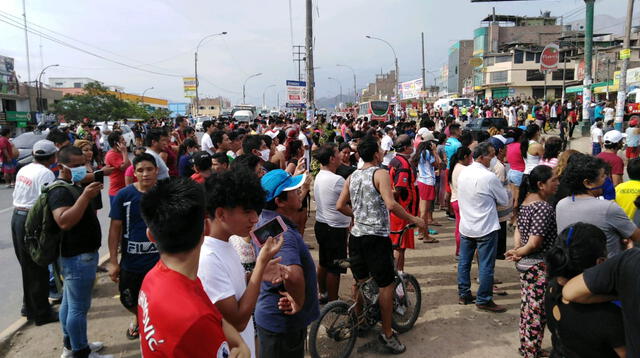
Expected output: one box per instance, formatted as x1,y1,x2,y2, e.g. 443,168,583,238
94,170,104,184
250,216,288,248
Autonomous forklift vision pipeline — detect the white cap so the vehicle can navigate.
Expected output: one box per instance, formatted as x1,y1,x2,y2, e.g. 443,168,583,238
421,131,435,141
604,130,625,144
32,140,58,156
417,127,429,136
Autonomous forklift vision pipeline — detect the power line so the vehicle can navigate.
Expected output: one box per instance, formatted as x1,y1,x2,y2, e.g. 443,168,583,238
0,14,184,78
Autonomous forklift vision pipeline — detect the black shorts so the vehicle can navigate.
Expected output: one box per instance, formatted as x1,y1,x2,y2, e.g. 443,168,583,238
118,269,147,310
314,222,348,274
348,234,395,287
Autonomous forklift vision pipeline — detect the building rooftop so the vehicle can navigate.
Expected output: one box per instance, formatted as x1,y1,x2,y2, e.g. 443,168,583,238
480,13,557,26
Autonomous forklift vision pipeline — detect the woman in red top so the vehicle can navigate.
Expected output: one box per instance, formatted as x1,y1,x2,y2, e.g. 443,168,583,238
506,128,526,221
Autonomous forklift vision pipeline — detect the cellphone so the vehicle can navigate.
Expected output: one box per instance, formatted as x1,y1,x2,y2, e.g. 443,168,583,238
250,216,287,247
302,158,307,170
94,170,104,184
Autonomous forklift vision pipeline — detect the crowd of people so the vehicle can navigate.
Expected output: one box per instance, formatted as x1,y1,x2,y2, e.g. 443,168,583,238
5,101,640,358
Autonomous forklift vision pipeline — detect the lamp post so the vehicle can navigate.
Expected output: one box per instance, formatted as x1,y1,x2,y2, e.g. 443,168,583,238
327,77,343,110
194,31,227,116
243,73,262,104
262,84,276,109
366,35,399,115
336,64,357,102
141,86,154,108
36,64,59,113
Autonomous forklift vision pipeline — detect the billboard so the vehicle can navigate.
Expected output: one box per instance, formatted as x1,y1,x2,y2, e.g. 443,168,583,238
0,55,18,95
183,77,196,98
399,78,423,100
286,80,306,108
540,43,560,72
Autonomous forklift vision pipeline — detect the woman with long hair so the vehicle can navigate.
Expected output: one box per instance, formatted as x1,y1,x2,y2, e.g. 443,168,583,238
506,165,559,358
413,133,441,243
448,146,472,257
521,124,543,175
539,136,562,168
544,223,625,357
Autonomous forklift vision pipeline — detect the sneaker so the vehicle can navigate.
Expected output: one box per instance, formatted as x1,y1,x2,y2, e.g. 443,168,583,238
61,342,104,358
447,215,456,221
458,295,476,305
378,332,406,354
476,300,507,313
88,353,113,358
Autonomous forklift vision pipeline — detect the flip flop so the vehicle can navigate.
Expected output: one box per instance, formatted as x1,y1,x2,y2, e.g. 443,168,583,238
126,323,139,340
428,229,438,235
423,237,439,243
429,221,443,226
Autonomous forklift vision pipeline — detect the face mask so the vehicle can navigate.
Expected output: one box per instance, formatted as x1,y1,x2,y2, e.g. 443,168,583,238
259,149,270,162
64,165,87,183
489,156,498,170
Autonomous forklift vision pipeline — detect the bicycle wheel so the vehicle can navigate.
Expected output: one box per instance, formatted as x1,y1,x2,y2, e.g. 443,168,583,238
392,273,422,333
308,300,357,358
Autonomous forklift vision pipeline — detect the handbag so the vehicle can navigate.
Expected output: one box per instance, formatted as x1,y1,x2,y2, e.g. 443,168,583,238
515,257,543,273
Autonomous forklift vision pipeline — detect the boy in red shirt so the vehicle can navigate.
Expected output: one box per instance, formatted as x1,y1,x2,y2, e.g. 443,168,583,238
138,178,249,357
104,132,131,206
190,151,213,184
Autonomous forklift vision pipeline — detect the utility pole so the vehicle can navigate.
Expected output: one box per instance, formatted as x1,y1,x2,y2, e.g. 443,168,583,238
614,0,635,131
22,0,33,115
581,0,595,136
293,45,305,81
305,0,315,119
421,32,426,91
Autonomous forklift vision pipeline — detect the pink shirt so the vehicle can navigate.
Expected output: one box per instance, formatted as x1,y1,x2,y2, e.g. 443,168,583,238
506,142,525,172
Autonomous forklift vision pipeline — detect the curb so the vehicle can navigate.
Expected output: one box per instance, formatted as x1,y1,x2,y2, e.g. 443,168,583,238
0,253,111,355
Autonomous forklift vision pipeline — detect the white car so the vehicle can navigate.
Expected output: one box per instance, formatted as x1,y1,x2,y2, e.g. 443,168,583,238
98,121,136,151
195,117,209,132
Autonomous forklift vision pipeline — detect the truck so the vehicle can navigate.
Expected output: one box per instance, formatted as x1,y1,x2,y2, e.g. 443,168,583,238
626,88,640,122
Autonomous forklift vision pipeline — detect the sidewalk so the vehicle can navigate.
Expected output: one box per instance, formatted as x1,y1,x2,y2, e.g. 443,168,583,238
1,131,593,358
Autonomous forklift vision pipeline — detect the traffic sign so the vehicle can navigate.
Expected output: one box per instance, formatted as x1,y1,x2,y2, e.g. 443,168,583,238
540,43,560,72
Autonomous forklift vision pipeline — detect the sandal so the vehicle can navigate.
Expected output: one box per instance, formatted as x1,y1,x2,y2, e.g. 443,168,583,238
422,237,439,243
126,323,139,340
428,229,439,235
428,221,443,227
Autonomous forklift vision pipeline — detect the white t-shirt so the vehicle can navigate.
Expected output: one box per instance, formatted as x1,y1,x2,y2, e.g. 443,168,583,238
201,132,214,155
591,127,603,143
13,163,55,208
145,148,169,180
276,144,286,153
314,170,351,228
198,236,256,358
604,107,615,122
381,135,395,166
298,132,311,166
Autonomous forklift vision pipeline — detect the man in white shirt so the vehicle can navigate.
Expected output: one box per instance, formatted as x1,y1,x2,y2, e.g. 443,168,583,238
199,169,283,358
591,121,604,156
11,140,59,325
313,143,352,302
201,120,215,155
298,126,311,168
381,126,395,168
456,142,509,313
145,128,170,180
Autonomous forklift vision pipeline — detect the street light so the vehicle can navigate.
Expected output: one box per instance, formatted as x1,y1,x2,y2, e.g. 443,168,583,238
327,77,343,110
37,64,59,113
336,64,357,102
243,73,262,104
194,31,228,116
365,35,399,115
141,87,154,107
262,84,276,109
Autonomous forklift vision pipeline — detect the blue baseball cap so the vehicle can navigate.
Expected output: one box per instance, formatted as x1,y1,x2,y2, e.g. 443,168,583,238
261,169,306,202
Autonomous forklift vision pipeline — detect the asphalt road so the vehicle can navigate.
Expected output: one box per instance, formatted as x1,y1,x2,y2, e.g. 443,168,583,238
0,178,112,332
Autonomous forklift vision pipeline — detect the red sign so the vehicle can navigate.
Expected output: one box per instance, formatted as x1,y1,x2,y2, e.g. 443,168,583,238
540,43,560,72
577,60,585,81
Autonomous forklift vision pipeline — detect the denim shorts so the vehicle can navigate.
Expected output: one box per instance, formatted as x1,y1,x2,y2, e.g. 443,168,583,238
507,169,524,187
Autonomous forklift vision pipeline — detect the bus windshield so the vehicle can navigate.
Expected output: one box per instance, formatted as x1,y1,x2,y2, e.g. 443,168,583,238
371,101,389,116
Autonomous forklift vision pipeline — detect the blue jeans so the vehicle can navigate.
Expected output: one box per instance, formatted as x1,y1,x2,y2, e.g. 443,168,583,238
592,143,602,156
457,231,498,305
59,251,98,351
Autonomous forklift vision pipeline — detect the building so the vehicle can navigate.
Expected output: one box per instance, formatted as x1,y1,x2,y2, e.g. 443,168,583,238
359,70,397,103
168,102,189,117
448,40,474,97
190,97,231,117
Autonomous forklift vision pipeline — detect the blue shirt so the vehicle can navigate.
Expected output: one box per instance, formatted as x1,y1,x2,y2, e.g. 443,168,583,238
595,105,604,119
109,184,159,273
444,137,462,169
253,209,319,333
178,153,193,178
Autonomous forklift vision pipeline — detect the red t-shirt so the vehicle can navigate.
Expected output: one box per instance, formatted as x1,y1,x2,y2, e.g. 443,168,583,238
104,150,126,196
124,165,137,183
597,151,624,176
190,172,205,184
506,142,526,172
138,261,229,357
0,136,10,163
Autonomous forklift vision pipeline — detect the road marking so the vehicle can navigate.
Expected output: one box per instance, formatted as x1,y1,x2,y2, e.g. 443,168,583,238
0,207,13,214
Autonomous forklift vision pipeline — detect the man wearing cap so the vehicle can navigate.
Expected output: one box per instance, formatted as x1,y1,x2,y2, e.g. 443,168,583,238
190,151,213,184
255,169,318,358
11,140,59,325
625,119,639,160
598,130,626,187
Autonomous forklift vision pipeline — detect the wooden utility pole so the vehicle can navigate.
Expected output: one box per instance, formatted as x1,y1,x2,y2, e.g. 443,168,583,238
305,0,315,118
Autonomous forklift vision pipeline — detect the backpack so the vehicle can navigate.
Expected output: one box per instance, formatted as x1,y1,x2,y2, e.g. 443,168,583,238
24,181,81,267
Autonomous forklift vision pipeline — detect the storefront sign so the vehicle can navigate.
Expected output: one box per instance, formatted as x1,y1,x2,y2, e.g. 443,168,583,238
183,77,196,98
6,111,29,121
540,43,560,72
620,49,631,60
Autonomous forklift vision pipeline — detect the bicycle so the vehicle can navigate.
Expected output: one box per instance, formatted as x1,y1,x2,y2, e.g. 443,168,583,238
308,224,422,358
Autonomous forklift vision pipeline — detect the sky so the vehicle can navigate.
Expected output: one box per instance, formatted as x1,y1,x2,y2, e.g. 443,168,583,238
0,0,635,107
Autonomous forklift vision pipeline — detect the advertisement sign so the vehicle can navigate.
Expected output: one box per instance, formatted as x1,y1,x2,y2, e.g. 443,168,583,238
286,80,306,109
399,78,423,100
614,68,640,86
0,55,18,95
540,43,560,72
620,49,631,60
577,60,585,81
183,77,196,98
6,111,29,121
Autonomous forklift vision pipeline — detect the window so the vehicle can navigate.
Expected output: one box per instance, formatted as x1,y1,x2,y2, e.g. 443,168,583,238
209,106,215,110
54,82,64,87
526,52,535,61
495,55,511,64
73,82,82,88
199,106,205,110
514,50,524,64
485,57,495,66
535,53,541,63
552,69,575,81
490,71,508,83
629,93,636,103
526,70,545,81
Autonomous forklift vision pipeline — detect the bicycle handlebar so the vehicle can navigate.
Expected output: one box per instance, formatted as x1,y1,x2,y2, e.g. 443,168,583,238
390,223,417,249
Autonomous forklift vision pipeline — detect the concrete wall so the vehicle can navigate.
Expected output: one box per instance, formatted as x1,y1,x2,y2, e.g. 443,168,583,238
498,25,563,47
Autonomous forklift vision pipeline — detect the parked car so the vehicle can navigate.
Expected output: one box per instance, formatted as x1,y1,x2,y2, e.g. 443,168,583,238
434,98,474,113
12,130,49,170
97,122,136,151
195,117,211,132
466,117,509,139
233,110,254,123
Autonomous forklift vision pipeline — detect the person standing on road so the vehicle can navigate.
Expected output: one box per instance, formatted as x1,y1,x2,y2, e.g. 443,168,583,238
49,146,111,358
336,135,426,354
597,130,625,187
0,128,17,188
201,120,216,155
313,143,351,303
138,178,250,357
11,140,59,325
457,142,510,313
144,128,170,180
104,132,131,207
414,131,441,243
107,153,160,341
